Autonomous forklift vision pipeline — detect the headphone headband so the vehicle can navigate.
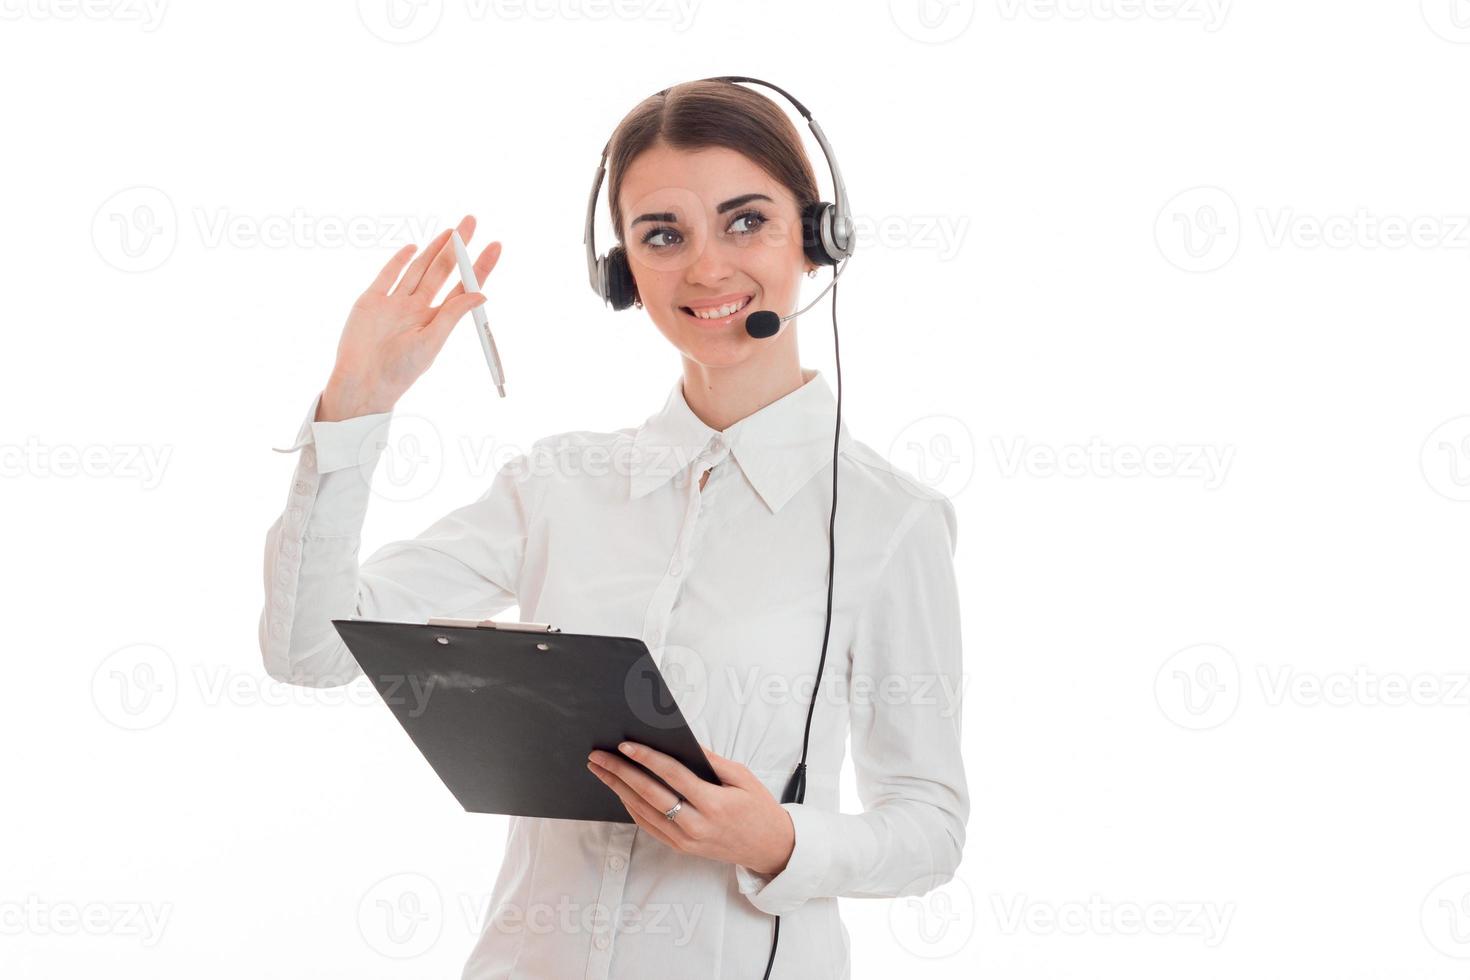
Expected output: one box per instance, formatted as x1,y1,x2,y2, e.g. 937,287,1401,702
583,75,854,308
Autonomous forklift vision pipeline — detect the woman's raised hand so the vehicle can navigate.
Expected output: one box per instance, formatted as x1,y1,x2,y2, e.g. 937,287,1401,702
318,214,504,422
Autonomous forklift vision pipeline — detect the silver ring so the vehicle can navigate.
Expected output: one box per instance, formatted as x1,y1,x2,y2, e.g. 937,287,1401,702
663,798,684,822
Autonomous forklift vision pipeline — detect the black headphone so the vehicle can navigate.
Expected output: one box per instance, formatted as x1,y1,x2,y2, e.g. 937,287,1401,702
584,75,853,978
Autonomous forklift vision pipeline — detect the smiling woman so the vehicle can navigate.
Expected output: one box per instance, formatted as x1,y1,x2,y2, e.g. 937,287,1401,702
262,76,965,980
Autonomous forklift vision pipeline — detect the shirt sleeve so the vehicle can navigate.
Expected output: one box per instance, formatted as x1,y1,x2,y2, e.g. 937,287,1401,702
735,495,969,916
259,390,531,687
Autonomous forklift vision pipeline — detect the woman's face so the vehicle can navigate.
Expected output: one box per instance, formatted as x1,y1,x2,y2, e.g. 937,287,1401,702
616,142,816,366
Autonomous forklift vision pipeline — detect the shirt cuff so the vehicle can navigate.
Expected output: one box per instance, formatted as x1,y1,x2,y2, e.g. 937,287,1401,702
734,802,833,916
271,391,394,474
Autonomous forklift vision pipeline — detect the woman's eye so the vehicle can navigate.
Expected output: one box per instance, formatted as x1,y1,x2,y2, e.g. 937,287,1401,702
640,228,681,250
728,210,768,235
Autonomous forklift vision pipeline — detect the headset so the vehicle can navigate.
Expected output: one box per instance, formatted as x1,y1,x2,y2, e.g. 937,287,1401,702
584,75,855,979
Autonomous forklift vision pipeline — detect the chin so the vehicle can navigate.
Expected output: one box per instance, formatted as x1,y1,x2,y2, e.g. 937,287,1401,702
658,325,755,366
680,336,754,368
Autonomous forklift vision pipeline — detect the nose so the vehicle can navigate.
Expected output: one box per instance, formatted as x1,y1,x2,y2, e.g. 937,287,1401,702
682,232,739,287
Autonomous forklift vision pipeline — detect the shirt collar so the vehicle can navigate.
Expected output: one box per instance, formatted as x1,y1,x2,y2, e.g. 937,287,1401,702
629,368,853,513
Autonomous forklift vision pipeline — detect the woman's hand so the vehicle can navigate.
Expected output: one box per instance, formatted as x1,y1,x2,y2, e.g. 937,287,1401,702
587,742,796,876
318,214,504,422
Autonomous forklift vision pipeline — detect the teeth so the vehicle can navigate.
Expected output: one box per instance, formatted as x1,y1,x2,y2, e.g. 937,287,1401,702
689,296,749,319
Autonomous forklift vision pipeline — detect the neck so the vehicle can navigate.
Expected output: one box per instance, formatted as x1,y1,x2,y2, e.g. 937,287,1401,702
680,330,810,432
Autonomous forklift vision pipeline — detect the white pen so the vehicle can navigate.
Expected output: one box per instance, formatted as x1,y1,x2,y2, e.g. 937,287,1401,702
450,229,506,398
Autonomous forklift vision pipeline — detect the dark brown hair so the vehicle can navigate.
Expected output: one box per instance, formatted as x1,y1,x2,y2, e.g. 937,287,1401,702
605,79,821,249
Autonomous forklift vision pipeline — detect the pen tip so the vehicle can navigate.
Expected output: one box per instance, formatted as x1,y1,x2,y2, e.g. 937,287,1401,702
497,384,506,398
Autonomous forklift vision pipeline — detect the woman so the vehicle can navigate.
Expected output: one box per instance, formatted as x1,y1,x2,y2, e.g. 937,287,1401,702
261,78,968,979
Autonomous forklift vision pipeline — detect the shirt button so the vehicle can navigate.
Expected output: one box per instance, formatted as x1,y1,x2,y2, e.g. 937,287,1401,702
668,558,682,576
293,480,310,496
594,934,610,950
649,630,662,647
609,854,625,871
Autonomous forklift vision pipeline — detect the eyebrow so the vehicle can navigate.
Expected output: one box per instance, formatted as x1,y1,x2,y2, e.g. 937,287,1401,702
630,193,774,227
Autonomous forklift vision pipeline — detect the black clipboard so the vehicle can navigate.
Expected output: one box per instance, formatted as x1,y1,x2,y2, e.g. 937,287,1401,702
331,616,723,824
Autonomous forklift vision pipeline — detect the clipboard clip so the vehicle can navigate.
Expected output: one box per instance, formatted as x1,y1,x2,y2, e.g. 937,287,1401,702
426,617,562,633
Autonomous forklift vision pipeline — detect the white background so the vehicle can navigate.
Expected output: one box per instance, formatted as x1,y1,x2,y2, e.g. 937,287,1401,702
4,0,1470,977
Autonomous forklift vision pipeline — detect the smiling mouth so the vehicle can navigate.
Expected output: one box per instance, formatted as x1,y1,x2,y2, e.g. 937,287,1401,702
680,294,754,321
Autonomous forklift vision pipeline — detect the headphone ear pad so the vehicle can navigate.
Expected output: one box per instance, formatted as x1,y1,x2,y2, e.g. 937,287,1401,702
604,245,638,311
802,201,839,268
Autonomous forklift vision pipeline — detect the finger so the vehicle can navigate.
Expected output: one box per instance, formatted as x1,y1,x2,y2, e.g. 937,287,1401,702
698,744,753,788
593,750,694,819
441,241,503,303
590,761,698,844
410,213,476,299
626,807,683,851
618,742,719,807
391,226,453,297
592,763,689,845
421,291,485,349
368,243,418,295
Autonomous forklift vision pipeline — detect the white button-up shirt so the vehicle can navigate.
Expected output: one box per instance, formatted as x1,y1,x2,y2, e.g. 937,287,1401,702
260,367,968,979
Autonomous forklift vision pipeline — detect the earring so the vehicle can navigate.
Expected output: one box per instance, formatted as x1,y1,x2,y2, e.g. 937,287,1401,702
806,268,818,279
634,297,643,309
